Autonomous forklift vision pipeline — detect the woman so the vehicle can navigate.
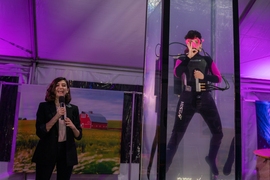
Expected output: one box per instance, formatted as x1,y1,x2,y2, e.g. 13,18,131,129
166,30,223,176
32,77,82,180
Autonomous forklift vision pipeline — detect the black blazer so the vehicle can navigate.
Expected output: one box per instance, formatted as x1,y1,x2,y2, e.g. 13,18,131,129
32,101,82,166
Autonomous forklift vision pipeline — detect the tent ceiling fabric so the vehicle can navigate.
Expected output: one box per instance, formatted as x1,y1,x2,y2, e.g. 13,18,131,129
240,0,270,79
0,0,146,69
36,0,146,69
0,1,33,58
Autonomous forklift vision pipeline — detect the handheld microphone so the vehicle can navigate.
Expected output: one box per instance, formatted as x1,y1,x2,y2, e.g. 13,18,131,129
59,96,65,120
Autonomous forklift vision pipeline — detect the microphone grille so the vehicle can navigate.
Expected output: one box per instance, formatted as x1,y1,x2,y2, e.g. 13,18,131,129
59,96,65,103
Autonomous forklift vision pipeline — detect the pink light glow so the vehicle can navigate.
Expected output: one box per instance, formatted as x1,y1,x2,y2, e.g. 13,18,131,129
241,57,270,80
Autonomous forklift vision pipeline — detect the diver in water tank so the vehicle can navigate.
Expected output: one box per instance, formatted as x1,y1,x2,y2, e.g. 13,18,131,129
166,30,223,176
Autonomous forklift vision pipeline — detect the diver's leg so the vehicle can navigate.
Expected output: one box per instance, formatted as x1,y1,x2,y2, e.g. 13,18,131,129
200,93,223,176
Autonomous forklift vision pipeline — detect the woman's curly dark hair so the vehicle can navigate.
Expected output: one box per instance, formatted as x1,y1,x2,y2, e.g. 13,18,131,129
45,77,71,103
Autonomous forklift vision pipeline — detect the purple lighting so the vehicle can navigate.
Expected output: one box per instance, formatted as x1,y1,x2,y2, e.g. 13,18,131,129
241,57,270,80
240,0,270,80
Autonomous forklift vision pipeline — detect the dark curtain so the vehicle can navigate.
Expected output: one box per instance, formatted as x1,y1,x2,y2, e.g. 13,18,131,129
120,93,142,163
0,76,19,161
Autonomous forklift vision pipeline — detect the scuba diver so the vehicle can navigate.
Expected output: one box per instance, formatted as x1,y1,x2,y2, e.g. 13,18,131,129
166,30,224,176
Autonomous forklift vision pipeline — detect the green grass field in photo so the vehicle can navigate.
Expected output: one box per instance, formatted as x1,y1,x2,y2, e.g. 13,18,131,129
14,120,122,174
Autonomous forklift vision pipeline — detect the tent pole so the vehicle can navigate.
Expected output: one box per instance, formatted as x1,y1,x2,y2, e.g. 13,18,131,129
29,0,38,84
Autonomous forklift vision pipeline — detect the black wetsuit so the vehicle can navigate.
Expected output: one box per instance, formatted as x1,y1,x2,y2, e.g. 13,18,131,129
166,53,223,175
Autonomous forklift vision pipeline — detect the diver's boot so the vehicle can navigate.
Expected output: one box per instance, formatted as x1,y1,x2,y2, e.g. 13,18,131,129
205,144,221,176
223,137,235,175
205,156,219,176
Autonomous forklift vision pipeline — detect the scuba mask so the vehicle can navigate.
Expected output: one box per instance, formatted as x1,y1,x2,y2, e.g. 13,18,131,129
185,37,204,49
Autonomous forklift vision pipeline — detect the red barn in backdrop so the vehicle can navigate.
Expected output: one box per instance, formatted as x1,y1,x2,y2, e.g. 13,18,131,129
79,111,108,129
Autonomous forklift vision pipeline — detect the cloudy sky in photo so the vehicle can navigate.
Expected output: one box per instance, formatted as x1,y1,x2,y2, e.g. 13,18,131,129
19,84,124,120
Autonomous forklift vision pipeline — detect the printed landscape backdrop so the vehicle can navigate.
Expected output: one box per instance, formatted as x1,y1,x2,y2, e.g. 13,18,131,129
14,84,123,174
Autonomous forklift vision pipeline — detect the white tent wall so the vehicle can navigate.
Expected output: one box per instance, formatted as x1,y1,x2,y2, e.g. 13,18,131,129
0,58,143,85
35,62,143,85
241,77,270,180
